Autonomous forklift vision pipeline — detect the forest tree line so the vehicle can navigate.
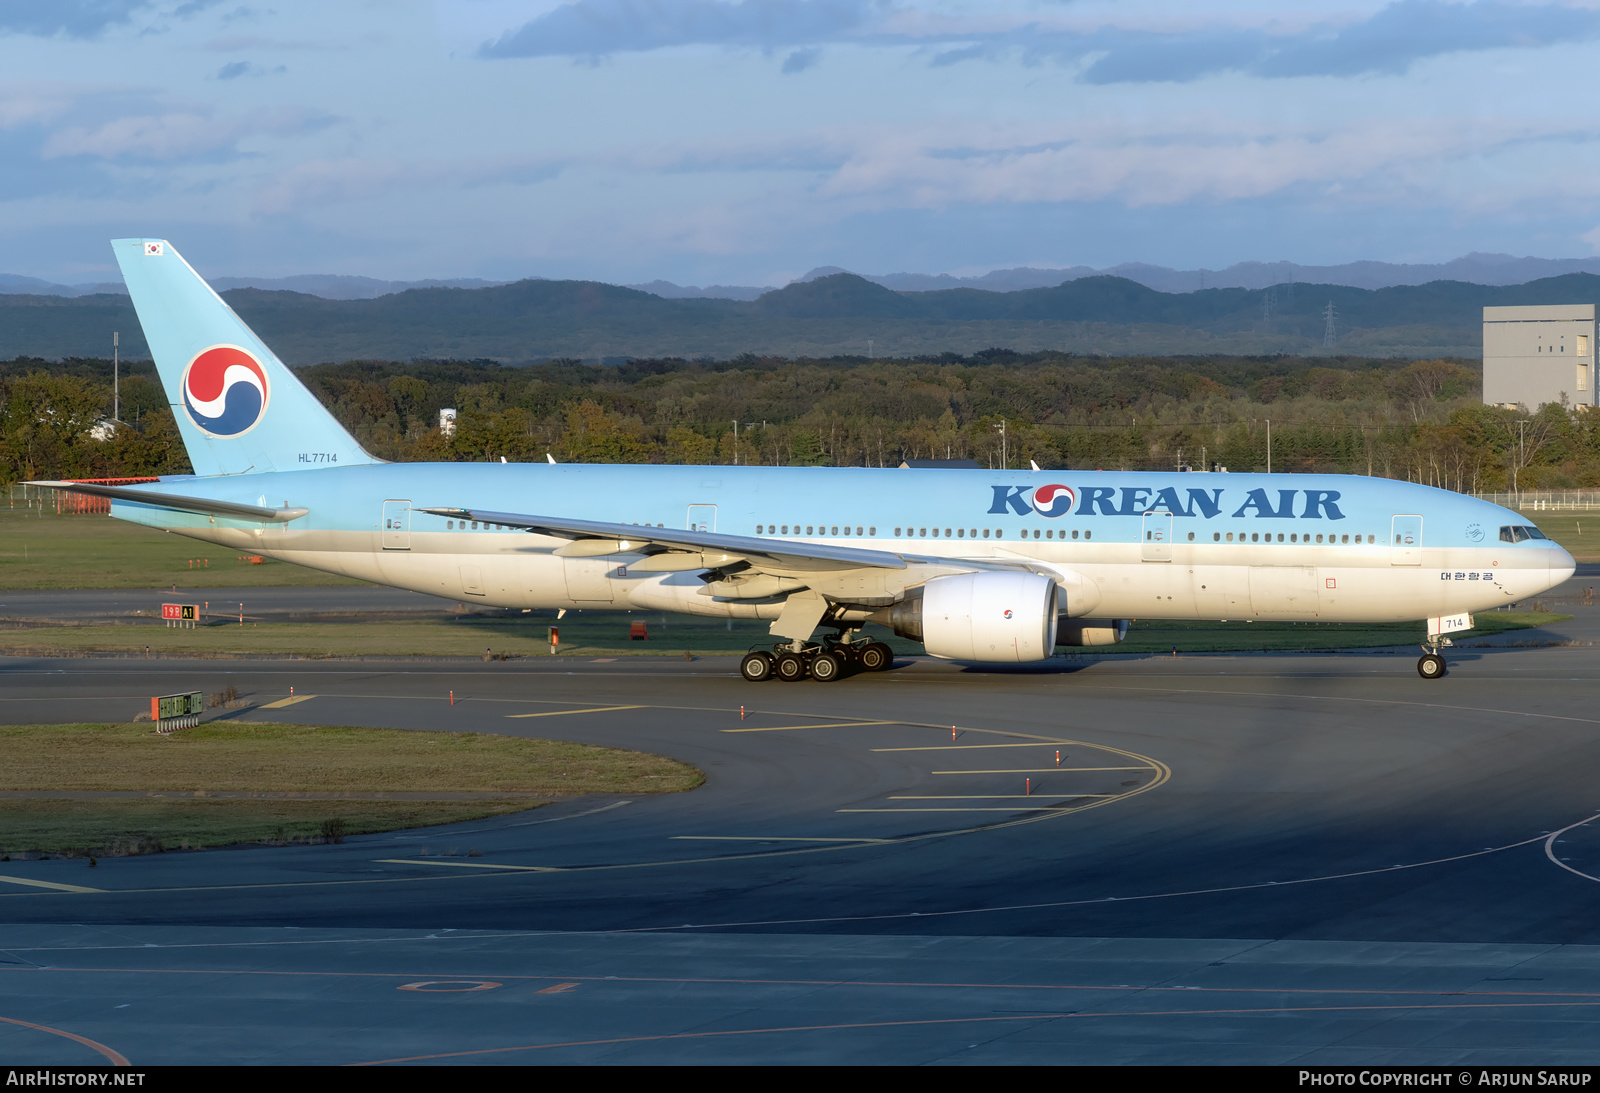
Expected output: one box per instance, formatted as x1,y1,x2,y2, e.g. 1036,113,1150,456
0,350,1590,494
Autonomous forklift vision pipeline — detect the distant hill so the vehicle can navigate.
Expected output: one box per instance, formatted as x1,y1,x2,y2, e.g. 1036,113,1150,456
6,271,1599,363
14,251,1600,303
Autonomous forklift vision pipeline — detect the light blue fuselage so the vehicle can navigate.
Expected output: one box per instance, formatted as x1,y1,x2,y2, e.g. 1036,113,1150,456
111,463,1573,624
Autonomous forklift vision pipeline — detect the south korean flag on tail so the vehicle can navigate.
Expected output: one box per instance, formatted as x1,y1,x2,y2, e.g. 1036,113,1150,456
144,241,163,256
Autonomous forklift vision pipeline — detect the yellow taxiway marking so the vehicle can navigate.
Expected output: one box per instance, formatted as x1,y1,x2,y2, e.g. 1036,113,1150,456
374,859,559,872
0,875,104,894
889,795,1115,800
260,694,316,709
932,766,1154,775
506,705,643,719
670,836,892,844
723,720,897,734
872,742,1068,752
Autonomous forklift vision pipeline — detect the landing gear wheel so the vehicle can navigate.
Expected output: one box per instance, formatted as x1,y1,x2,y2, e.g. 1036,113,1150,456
858,642,894,672
775,652,807,682
1417,653,1447,679
809,651,843,683
740,651,775,682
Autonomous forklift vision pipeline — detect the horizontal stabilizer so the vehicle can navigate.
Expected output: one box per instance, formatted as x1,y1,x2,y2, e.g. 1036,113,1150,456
29,481,308,523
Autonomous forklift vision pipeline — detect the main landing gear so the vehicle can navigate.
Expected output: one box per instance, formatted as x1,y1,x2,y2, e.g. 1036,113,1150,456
739,630,895,683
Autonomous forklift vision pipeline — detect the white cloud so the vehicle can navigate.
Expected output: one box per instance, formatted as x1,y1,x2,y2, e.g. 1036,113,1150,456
40,105,328,160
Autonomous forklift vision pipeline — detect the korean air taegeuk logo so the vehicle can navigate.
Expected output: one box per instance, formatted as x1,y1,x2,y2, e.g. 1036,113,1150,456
1030,484,1075,518
181,345,269,437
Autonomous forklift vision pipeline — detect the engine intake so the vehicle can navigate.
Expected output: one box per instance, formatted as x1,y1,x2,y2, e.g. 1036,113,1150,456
873,573,1058,662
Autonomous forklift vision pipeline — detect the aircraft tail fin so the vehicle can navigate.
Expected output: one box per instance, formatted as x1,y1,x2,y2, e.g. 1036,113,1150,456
111,238,377,477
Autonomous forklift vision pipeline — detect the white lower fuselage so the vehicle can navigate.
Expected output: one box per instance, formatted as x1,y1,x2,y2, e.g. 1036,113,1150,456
155,523,1569,625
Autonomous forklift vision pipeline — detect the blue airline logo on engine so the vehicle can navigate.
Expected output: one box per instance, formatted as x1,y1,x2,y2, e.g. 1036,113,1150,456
987,485,1345,520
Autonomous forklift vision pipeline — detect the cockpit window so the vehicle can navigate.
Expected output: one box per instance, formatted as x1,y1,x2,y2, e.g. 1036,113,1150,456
1499,525,1549,542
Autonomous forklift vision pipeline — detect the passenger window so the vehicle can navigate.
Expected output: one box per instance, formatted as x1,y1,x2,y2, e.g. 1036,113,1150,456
1082,530,1089,540
869,527,876,536
806,525,814,535
1213,532,1221,542
945,528,952,537
471,521,479,530
1226,533,1233,542
894,527,901,536
920,528,927,537
1187,531,1195,541
446,520,454,530
982,529,990,538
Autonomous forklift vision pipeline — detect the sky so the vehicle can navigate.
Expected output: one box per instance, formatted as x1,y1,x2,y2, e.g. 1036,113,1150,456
4,0,1600,286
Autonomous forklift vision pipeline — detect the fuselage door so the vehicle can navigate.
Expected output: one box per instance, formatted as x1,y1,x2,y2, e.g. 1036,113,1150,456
687,504,717,533
382,499,411,550
1141,510,1173,562
1391,514,1422,566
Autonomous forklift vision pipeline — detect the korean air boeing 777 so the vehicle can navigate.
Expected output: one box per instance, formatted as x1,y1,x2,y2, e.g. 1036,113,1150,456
34,239,1576,683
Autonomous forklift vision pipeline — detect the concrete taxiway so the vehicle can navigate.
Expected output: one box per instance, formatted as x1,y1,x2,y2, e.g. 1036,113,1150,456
4,583,1600,1063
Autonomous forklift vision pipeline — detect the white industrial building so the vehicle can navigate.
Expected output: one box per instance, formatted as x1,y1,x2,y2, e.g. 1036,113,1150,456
1482,304,1598,410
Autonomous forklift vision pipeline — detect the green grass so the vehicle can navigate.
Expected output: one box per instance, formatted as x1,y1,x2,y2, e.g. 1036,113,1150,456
0,505,367,588
0,720,702,855
0,614,819,658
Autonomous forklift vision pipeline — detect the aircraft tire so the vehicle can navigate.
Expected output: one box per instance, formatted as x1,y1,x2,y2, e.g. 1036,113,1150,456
775,652,807,682
810,652,843,683
1417,653,1447,679
858,642,893,672
740,651,775,682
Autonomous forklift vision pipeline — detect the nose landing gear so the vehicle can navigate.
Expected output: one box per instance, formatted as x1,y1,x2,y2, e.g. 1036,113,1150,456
1417,635,1451,679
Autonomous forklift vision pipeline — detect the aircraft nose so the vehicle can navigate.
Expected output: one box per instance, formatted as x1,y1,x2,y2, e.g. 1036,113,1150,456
1551,542,1576,586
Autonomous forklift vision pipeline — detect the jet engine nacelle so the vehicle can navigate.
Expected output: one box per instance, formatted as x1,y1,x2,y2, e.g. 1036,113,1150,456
1055,618,1128,647
874,572,1058,662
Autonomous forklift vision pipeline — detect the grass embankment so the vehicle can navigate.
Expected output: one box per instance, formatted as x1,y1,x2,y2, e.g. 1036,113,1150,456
0,506,366,588
0,614,808,658
0,721,701,855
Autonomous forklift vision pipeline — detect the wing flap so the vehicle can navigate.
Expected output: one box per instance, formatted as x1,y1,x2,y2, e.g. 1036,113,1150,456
421,507,909,573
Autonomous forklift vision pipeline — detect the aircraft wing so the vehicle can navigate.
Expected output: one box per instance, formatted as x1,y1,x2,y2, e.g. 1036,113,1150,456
28,480,308,523
421,507,908,574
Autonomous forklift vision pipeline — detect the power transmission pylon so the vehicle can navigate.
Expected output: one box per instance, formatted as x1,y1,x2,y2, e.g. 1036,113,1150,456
1322,301,1337,347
